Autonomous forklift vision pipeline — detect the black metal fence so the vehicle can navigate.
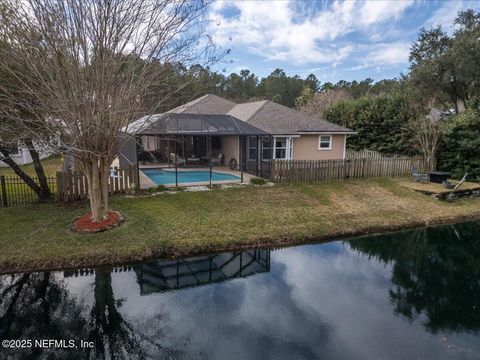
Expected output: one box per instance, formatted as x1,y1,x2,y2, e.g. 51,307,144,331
0,175,56,207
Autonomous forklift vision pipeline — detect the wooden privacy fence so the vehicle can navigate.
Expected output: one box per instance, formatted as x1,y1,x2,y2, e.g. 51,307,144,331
56,165,138,202
271,156,428,183
346,148,405,159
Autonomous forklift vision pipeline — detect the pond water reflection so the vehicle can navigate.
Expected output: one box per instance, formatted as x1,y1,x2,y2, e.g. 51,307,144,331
1,223,479,359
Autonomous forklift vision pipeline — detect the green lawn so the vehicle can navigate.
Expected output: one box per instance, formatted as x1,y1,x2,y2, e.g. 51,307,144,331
0,155,63,177
1,179,480,274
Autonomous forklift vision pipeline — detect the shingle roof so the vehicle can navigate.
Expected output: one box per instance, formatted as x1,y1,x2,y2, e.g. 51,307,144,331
126,113,268,136
169,94,237,114
228,100,354,135
129,94,355,136
227,100,267,121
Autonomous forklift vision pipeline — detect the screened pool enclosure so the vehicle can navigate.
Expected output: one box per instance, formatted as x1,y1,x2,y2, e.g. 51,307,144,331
120,113,273,187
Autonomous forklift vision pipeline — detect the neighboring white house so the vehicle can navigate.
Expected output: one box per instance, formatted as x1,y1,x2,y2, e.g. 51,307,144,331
0,142,56,167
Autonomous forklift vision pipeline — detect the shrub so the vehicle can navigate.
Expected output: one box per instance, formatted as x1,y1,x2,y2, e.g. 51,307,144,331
437,109,480,181
156,184,168,192
325,95,416,155
250,177,268,185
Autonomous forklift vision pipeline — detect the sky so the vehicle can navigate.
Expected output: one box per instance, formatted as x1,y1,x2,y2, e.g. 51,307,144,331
208,0,480,83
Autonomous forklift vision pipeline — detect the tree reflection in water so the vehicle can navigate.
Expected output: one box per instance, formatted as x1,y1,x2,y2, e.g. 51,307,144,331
0,249,270,359
88,268,145,359
0,268,179,359
0,272,88,359
349,222,480,334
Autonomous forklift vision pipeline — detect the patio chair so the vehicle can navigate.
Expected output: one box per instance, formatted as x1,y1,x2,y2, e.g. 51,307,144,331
411,166,429,183
170,153,186,166
211,153,224,166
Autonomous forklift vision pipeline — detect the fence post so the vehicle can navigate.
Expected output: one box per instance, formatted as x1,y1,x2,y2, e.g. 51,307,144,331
135,165,140,190
1,175,7,208
56,172,62,202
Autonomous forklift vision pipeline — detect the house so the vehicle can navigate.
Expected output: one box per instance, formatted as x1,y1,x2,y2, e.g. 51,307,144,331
0,142,54,168
119,94,354,187
166,94,354,161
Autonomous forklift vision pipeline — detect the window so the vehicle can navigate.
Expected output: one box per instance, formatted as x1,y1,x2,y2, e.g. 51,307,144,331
273,137,293,160
318,135,332,150
248,136,257,160
275,137,287,159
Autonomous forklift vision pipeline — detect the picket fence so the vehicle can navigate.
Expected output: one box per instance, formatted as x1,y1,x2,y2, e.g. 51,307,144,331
271,156,428,183
56,165,138,202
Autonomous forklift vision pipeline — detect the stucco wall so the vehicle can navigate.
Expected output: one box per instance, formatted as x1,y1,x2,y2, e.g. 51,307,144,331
221,136,239,163
292,134,346,160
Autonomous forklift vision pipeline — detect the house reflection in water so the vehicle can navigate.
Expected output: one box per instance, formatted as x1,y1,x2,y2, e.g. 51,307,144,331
134,249,271,294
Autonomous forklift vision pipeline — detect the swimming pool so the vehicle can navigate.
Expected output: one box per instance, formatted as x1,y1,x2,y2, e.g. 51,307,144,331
142,168,241,185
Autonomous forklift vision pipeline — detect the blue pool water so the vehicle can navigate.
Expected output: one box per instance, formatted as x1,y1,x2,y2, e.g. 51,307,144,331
142,168,240,185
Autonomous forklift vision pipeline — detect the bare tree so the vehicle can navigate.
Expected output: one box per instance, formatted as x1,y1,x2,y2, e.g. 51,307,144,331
299,89,351,117
0,22,52,200
406,110,444,172
0,0,221,221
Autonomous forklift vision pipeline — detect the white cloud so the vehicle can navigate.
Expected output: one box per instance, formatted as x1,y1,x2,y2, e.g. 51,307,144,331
423,1,463,30
209,0,415,65
423,1,480,33
359,0,414,26
367,41,411,65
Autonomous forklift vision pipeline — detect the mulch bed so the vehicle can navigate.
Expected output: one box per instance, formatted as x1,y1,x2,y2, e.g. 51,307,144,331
71,211,124,233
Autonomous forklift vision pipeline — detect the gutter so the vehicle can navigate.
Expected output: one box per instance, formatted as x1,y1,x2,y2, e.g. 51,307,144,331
296,131,357,135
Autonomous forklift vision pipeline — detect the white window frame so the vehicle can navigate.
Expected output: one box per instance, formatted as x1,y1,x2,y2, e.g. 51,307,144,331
318,135,332,151
273,137,293,160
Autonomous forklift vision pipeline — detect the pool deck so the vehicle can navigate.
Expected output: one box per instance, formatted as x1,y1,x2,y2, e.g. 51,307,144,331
139,166,255,189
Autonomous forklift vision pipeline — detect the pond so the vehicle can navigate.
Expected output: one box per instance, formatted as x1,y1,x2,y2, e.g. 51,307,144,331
1,222,480,359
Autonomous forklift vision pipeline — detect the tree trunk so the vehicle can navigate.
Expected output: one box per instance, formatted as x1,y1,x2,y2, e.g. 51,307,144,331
456,98,466,114
0,149,47,200
24,139,51,199
84,158,111,222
